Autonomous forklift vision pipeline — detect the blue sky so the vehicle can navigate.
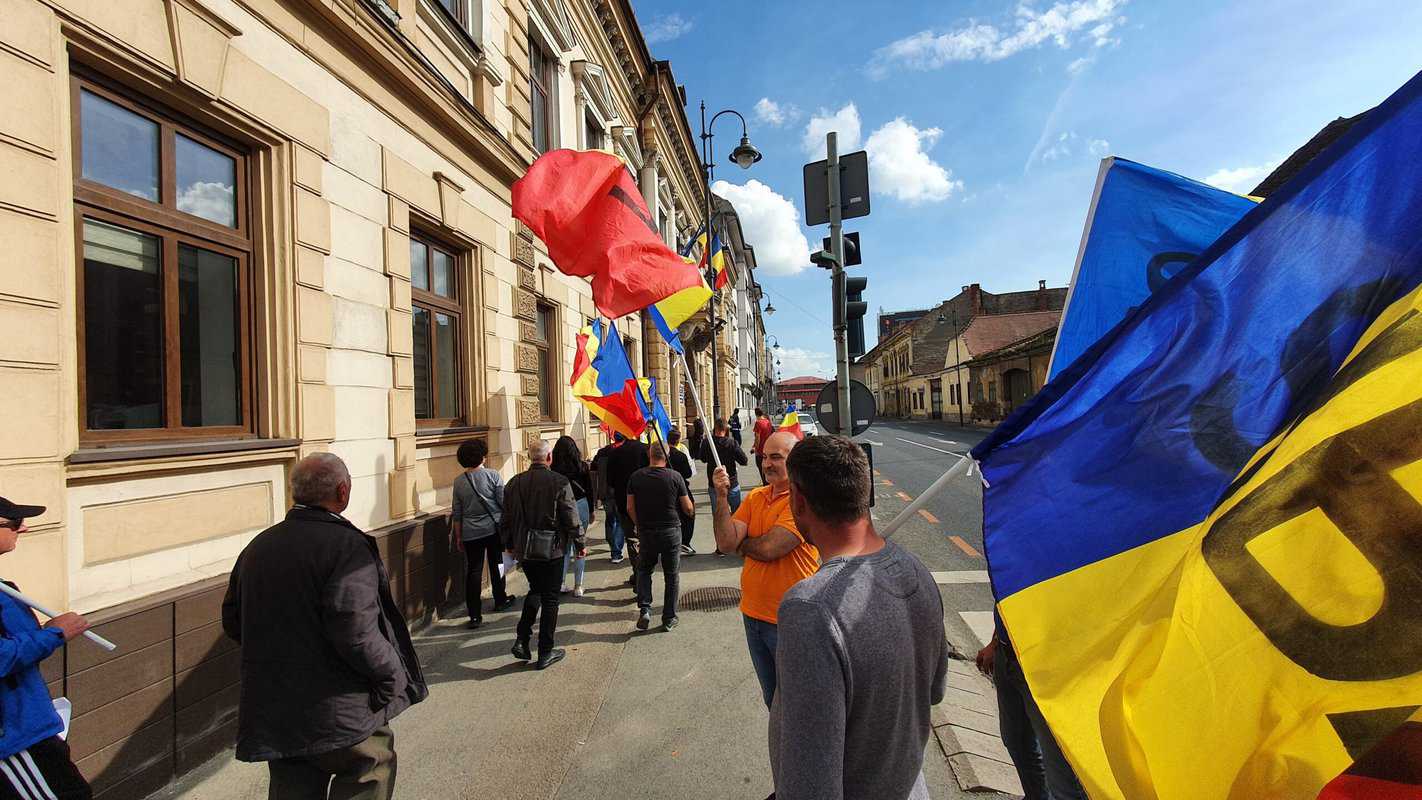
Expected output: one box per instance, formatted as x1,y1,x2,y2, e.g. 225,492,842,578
630,0,1422,378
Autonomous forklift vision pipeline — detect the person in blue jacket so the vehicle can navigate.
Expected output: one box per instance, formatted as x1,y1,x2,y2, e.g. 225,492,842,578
0,496,93,799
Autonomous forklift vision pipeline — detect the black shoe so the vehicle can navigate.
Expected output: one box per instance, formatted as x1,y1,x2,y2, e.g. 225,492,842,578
636,609,652,630
536,648,566,670
511,639,531,661
662,616,679,631
680,544,697,556
466,619,482,630
494,596,517,612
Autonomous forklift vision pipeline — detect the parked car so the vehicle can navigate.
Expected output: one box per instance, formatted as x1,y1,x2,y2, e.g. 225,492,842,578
799,411,819,437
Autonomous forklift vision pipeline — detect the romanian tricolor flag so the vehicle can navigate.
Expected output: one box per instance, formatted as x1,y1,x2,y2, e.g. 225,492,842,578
1317,707,1422,800
972,69,1422,799
513,150,711,322
778,411,803,440
571,318,646,440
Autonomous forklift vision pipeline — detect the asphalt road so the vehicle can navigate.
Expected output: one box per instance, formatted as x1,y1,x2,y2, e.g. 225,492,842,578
853,418,998,655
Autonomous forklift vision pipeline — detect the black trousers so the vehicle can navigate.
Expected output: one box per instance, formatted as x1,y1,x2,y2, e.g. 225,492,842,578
617,510,640,574
679,510,695,548
0,736,91,800
516,558,563,654
463,536,507,622
267,726,396,800
755,453,765,483
636,527,682,621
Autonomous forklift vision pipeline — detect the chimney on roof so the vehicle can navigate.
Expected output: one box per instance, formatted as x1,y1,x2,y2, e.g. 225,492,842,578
1037,279,1048,309
969,283,983,316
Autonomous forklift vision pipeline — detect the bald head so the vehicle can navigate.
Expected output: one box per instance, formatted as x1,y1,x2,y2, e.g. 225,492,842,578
761,431,799,489
291,453,352,513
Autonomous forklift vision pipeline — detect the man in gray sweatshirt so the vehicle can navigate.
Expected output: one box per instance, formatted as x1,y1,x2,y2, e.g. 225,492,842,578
770,435,949,800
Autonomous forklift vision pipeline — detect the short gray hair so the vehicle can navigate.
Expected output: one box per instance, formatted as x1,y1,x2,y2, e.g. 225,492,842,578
291,453,351,505
527,439,551,463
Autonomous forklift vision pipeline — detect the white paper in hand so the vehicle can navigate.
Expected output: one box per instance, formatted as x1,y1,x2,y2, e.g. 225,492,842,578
53,697,72,740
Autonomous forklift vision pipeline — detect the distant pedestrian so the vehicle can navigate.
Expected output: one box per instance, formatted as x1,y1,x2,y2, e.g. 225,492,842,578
591,438,625,564
688,417,707,463
224,453,427,800
699,417,749,517
710,431,819,707
771,435,949,800
501,440,583,670
977,621,1088,800
626,443,695,632
551,436,593,597
0,497,93,800
729,408,743,446
603,432,650,585
666,428,697,555
451,439,515,629
751,407,774,481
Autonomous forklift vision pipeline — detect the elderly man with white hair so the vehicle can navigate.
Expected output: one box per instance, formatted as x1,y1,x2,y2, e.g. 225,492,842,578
500,439,584,669
223,452,427,800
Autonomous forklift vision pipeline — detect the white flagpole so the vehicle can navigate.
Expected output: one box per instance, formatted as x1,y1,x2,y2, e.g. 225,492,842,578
678,352,723,470
880,456,974,539
0,582,117,651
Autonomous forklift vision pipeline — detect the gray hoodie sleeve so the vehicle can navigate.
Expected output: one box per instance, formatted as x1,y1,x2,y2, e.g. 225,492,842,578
771,597,847,800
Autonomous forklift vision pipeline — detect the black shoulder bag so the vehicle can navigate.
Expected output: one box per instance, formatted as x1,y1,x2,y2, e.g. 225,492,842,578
519,477,561,562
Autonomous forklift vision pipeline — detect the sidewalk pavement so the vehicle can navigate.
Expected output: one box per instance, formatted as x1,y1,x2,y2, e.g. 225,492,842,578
157,469,1015,800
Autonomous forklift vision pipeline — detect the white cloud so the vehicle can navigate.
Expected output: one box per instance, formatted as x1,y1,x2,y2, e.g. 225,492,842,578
1041,131,1076,161
177,181,234,223
864,118,964,204
1204,162,1278,195
754,97,799,127
868,0,1128,78
775,347,834,379
1088,138,1110,156
1066,55,1094,75
711,179,812,276
802,103,862,159
643,13,693,44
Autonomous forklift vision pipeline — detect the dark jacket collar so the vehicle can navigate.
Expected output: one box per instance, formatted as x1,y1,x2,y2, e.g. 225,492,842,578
287,505,361,531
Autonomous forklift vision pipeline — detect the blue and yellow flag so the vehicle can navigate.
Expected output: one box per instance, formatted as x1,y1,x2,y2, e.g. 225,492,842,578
1048,158,1258,379
635,377,673,444
570,318,646,439
973,70,1422,799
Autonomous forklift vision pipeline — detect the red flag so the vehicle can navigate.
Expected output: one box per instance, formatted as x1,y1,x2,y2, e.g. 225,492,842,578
1317,712,1422,800
513,150,708,320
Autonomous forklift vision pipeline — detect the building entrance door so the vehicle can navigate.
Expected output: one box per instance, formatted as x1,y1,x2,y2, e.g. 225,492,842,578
1005,368,1032,412
930,380,943,419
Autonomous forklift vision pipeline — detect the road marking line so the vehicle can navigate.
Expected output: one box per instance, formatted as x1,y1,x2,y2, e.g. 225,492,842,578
960,611,996,649
864,439,884,446
895,491,912,501
934,439,959,445
931,570,989,584
949,535,982,558
918,509,940,524
896,437,959,456
881,479,894,486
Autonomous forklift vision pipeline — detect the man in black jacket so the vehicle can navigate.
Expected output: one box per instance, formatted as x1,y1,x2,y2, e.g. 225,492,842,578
603,432,649,585
699,417,749,518
223,453,426,800
501,440,584,669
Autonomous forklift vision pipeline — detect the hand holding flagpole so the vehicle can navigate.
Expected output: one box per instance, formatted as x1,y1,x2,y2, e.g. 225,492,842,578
0,582,117,651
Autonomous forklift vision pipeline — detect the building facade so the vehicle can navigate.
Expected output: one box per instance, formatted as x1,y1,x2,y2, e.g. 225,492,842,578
964,325,1057,422
0,0,721,794
776,375,828,411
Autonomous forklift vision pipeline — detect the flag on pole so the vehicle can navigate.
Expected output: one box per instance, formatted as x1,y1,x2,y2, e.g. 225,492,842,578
635,378,673,444
681,224,730,290
1316,707,1422,800
570,318,646,440
514,150,711,321
972,70,1422,799
778,411,804,440
1048,157,1259,379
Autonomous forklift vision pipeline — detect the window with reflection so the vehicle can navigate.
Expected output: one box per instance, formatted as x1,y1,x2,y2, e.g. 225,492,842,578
529,37,555,153
410,233,465,427
73,75,250,443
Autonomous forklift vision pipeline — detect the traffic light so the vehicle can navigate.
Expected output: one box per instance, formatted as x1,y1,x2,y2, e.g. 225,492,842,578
845,276,868,357
823,231,862,266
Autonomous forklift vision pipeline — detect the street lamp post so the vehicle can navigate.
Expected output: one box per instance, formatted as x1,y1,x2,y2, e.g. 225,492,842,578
945,309,966,427
699,101,761,422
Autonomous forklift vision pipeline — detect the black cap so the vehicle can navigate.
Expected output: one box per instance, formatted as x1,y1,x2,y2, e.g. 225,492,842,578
0,497,45,521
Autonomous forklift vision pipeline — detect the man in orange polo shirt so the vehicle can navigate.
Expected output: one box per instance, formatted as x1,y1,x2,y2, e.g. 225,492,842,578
711,431,820,708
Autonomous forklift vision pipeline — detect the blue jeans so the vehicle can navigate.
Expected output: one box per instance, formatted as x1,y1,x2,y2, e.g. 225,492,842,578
710,485,743,517
603,498,624,559
562,498,591,589
742,615,778,708
994,639,1088,800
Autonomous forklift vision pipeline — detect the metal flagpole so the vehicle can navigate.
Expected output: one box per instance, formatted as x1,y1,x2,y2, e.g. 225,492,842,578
0,581,117,651
879,456,974,538
677,352,723,470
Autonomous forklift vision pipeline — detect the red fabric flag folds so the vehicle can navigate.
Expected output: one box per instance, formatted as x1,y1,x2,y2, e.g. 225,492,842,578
513,149,707,320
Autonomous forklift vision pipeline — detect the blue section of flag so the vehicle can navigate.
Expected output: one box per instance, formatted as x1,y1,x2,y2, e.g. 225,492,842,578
1049,159,1258,379
636,378,674,443
591,318,636,396
647,303,683,354
972,69,1422,599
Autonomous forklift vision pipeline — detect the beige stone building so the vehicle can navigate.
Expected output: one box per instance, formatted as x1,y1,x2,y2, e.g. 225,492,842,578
0,0,723,794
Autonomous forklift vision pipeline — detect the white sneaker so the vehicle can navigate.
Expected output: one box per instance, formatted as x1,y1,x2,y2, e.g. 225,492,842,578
574,585,585,597
560,585,570,594
611,555,625,564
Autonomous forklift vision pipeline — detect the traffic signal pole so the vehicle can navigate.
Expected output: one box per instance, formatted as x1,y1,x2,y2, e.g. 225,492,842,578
826,133,853,436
